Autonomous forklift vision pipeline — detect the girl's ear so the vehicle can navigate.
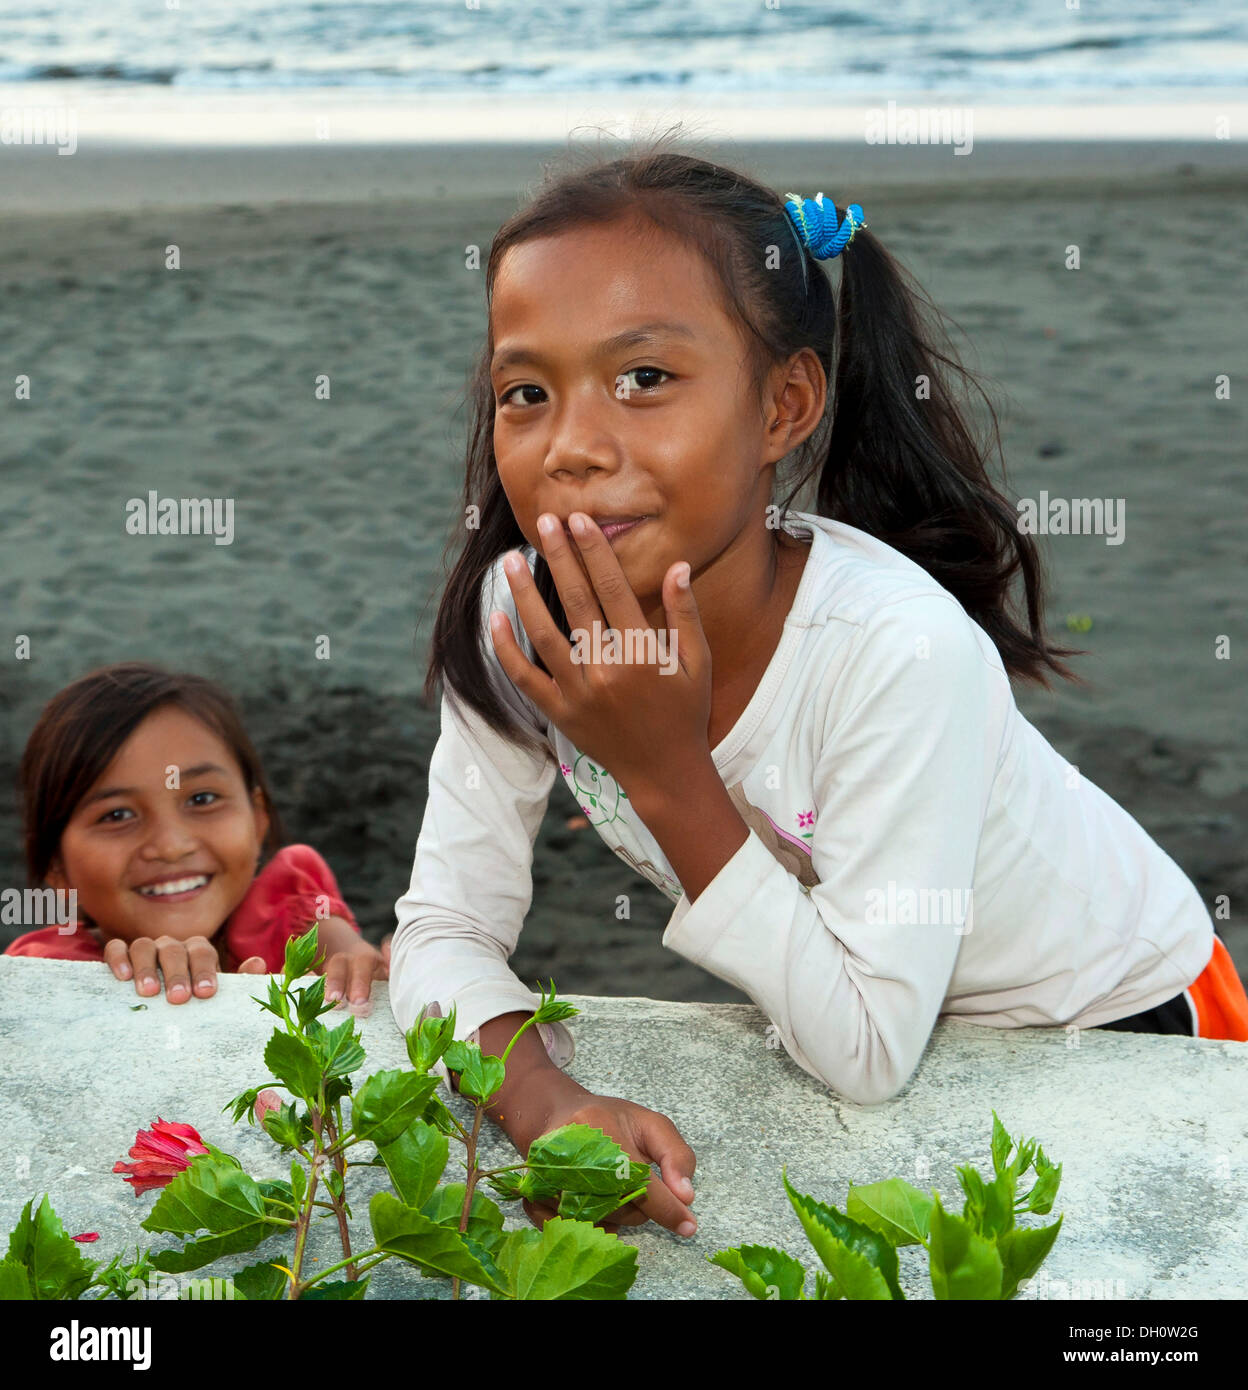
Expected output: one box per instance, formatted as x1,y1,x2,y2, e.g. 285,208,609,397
46,859,67,892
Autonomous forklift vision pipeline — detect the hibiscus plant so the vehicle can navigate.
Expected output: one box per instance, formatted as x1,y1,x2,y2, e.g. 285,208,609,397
2,925,649,1300
709,1111,1063,1299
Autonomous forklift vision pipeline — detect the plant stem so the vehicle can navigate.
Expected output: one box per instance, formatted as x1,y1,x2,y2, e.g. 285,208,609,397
321,1107,357,1279
299,1243,384,1289
451,1100,488,1301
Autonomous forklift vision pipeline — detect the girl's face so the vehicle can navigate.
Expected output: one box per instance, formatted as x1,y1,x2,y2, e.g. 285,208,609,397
45,704,270,948
489,214,802,612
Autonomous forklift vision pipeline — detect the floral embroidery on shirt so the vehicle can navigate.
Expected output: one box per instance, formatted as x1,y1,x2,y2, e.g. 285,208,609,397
797,809,816,842
564,755,630,828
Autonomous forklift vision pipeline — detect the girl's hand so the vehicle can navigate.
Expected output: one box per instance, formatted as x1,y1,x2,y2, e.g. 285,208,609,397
512,1075,697,1240
490,512,713,803
104,934,265,1004
322,938,388,1016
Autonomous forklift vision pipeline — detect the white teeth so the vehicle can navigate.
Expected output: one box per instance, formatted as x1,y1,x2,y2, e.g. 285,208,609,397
137,875,209,897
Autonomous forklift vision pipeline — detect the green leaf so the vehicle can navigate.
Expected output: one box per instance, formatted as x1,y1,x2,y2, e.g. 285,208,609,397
5,1196,98,1300
313,1016,368,1078
369,1192,509,1295
290,1160,307,1207
283,924,321,981
846,1178,933,1247
352,1069,440,1147
957,1165,1015,1239
231,1261,289,1300
420,1089,462,1137
301,1278,371,1300
295,974,328,1027
261,1101,308,1151
556,1185,648,1225
224,1086,262,1125
494,1217,638,1300
141,1155,267,1237
530,980,580,1026
707,1244,806,1300
441,1041,506,1102
525,1125,650,1197
1024,1148,1063,1215
782,1171,903,1300
406,1007,457,1073
264,1031,323,1100
927,1193,1004,1299
148,1222,276,1274
997,1215,1064,1300
377,1119,448,1210
420,1184,506,1232
0,1256,33,1300
323,1167,344,1201
990,1111,1013,1175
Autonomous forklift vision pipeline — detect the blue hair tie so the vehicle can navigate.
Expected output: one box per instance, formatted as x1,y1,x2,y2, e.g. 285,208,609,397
782,193,866,286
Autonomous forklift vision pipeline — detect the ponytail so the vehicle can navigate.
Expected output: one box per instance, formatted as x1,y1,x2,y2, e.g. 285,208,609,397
781,228,1085,687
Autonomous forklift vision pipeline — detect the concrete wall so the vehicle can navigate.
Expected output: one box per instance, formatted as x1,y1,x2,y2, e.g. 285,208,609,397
2,956,1244,1299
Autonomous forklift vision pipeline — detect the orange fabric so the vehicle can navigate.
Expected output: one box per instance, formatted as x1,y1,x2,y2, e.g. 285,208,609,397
1187,936,1248,1042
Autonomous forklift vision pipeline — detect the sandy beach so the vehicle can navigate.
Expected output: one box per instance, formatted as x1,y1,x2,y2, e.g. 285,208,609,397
1,134,1244,1001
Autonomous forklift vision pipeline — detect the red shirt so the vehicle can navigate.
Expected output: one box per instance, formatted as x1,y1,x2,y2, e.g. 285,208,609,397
3,844,360,972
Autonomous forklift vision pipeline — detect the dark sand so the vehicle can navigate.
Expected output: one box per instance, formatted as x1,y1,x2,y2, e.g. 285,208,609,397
1,138,1244,1002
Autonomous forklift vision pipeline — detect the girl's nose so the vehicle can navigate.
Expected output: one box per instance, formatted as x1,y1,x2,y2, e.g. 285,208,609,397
139,818,199,862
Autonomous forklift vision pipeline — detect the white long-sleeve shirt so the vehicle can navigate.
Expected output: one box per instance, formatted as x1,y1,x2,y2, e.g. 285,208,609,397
391,510,1214,1105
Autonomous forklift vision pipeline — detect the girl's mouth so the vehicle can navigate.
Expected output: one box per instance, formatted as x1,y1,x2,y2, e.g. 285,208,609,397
135,874,213,903
598,518,647,545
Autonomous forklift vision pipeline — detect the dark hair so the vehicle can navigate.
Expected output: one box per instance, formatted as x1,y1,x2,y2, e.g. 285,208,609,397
424,128,1086,757
19,661,286,889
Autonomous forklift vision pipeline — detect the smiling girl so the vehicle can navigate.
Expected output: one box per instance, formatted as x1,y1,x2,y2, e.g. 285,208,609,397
6,662,387,1011
391,138,1248,1244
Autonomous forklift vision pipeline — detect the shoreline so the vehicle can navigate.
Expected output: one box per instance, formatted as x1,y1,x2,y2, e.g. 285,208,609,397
2,135,1247,216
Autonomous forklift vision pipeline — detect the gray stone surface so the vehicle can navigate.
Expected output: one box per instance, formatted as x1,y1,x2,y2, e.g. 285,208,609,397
2,955,1245,1300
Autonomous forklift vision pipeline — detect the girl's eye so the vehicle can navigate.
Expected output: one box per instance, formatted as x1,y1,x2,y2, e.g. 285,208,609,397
498,366,671,408
620,367,670,393
189,791,220,807
97,807,133,824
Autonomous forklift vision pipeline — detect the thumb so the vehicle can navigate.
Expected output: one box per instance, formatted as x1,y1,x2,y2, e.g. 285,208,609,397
663,560,704,676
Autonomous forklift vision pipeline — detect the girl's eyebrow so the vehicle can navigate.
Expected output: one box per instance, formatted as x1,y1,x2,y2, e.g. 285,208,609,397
79,762,231,808
491,319,698,377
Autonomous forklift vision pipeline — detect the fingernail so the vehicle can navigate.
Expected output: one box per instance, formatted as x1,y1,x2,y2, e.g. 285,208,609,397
503,552,524,574
117,964,132,979
196,977,214,992
537,514,557,536
678,1220,696,1237
325,988,341,1001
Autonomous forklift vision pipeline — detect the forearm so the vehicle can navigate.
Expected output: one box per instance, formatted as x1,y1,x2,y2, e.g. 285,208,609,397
628,757,750,904
454,1011,581,1151
315,914,365,957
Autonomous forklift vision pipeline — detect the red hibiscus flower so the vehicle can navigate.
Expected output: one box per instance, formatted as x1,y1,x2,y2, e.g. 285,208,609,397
71,1232,100,1243
113,1118,209,1196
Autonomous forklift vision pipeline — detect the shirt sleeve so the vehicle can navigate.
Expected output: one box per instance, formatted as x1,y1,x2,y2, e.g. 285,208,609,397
661,592,1010,1106
224,843,361,973
390,555,574,1081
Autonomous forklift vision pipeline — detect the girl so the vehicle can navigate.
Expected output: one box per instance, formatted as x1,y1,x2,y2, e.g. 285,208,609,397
391,138,1248,1243
7,662,387,1013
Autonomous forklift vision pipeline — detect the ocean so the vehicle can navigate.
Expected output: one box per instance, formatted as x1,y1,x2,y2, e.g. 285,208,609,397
0,0,1243,101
